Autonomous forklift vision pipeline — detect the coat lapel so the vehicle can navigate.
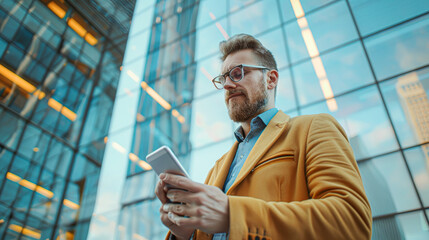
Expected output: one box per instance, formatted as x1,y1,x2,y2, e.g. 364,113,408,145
226,111,290,194
210,141,239,189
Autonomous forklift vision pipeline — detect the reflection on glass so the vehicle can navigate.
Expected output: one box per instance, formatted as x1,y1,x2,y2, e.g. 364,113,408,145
0,108,24,151
301,85,399,159
285,0,358,64
190,138,235,183
230,0,280,36
404,144,429,207
364,14,429,80
258,28,289,69
276,68,296,112
349,0,429,36
358,152,420,217
194,55,221,98
197,0,227,28
380,68,429,148
195,18,228,60
293,42,374,106
190,92,232,149
122,171,156,204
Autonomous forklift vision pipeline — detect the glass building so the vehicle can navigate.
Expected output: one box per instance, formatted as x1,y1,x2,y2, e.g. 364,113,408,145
1,0,429,239
0,0,135,239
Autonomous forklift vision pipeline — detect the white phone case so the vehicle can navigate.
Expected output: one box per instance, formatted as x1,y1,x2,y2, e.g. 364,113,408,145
146,146,189,178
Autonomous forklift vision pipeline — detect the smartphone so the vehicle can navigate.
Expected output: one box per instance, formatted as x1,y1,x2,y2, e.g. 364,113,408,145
146,146,189,178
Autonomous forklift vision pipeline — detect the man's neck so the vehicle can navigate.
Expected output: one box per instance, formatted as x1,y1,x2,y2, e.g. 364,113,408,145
240,107,274,137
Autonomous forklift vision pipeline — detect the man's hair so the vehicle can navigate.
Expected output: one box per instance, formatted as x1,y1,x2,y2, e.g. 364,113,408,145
219,34,278,71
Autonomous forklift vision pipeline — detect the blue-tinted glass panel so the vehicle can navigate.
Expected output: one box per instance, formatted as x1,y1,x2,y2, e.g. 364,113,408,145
24,61,47,83
190,139,234,183
28,169,65,225
195,17,227,60
372,210,429,240
301,85,399,159
0,9,20,40
0,203,11,234
404,144,429,207
379,68,429,148
258,28,289,69
0,108,25,151
118,200,167,240
17,123,43,160
276,68,296,112
284,0,358,64
293,42,374,105
14,25,33,51
1,0,27,20
124,30,150,64
194,55,221,99
349,0,429,36
121,171,156,205
70,154,100,221
364,14,429,80
0,147,13,187
3,44,24,69
0,36,7,57
45,140,73,178
358,152,420,217
230,0,280,36
24,215,54,240
197,0,227,28
280,0,336,23
190,91,232,149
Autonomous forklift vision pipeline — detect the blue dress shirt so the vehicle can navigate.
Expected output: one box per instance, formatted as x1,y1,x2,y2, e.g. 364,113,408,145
213,108,278,240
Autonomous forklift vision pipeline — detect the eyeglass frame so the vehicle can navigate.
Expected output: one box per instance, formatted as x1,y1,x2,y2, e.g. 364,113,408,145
211,64,271,90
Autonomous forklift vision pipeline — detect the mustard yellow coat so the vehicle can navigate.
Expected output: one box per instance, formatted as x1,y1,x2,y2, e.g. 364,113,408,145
170,111,372,239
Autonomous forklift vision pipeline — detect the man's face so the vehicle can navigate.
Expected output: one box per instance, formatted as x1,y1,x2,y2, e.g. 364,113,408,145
222,49,269,122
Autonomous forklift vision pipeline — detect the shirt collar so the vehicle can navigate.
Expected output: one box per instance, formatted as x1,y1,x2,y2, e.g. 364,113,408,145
233,108,278,142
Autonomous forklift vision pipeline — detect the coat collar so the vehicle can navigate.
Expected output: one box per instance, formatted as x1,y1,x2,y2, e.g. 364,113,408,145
211,111,291,193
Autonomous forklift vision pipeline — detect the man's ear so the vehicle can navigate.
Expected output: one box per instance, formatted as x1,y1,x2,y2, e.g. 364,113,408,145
266,70,279,90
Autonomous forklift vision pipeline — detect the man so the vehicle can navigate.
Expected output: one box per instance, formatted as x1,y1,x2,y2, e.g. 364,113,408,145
155,34,372,240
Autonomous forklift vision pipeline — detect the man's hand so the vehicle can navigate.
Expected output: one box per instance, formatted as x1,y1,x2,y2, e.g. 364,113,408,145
155,175,195,240
155,173,229,237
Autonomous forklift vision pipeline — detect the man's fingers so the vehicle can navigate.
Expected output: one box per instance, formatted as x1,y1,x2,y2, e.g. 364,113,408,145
160,173,205,192
155,179,168,204
167,212,200,227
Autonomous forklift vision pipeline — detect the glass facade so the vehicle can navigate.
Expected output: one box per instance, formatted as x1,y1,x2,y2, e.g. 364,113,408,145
0,0,135,239
109,0,429,239
1,0,429,239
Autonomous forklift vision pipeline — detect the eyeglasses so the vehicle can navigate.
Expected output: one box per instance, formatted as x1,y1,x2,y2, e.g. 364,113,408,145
211,64,270,90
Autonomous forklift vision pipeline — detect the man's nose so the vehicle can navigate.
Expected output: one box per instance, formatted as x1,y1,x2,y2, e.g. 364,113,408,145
223,76,236,89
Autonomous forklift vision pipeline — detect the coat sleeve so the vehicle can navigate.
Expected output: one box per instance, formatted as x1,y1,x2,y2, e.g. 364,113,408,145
227,114,372,240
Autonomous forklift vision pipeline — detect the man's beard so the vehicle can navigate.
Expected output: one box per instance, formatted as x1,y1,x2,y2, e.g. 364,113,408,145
225,81,268,123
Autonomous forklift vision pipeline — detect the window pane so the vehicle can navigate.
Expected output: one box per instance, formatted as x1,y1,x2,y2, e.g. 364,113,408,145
121,171,156,205
118,200,167,240
280,0,336,23
197,0,227,28
0,9,20,40
379,68,429,148
258,28,289,69
190,92,232,149
358,152,420,217
293,41,374,105
194,55,221,99
284,0,358,64
364,14,429,80
190,139,234,183
372,211,429,240
195,18,227,60
349,0,429,36
0,108,25,151
277,68,297,112
123,29,150,64
301,85,399,159
45,140,73,178
230,0,280,36
404,144,429,207
70,154,100,221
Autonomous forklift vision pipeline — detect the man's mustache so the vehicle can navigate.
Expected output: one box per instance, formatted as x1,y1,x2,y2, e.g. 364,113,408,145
225,89,247,99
